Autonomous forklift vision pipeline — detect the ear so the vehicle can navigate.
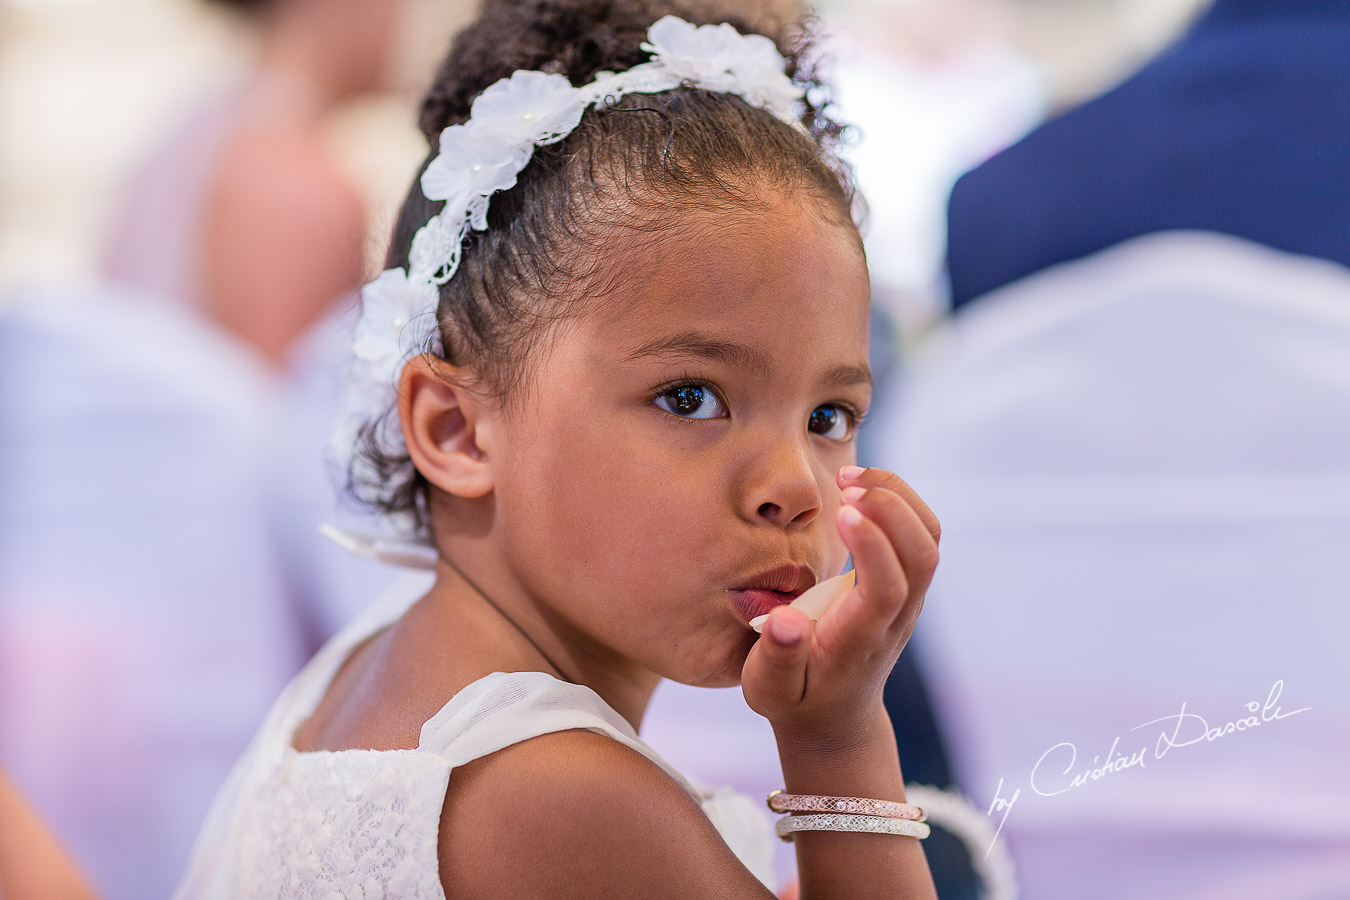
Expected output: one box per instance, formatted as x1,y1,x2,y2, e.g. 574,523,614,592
398,354,494,499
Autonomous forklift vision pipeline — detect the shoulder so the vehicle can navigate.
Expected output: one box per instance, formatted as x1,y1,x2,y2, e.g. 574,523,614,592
437,728,773,900
208,128,364,239
945,85,1145,307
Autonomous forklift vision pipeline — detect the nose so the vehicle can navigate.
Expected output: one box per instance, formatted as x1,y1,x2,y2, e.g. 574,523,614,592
740,432,824,529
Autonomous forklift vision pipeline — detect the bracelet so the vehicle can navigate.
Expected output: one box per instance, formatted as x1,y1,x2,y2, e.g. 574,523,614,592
766,789,927,821
774,813,931,842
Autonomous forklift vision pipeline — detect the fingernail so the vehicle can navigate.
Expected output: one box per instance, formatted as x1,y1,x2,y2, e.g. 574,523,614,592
770,614,804,645
839,505,863,527
839,465,866,483
841,486,866,505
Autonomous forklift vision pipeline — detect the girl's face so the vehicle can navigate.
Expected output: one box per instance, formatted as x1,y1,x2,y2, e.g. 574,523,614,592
489,189,871,690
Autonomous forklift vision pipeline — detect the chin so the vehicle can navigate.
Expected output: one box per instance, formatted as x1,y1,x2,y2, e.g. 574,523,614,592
687,668,743,690
667,631,755,689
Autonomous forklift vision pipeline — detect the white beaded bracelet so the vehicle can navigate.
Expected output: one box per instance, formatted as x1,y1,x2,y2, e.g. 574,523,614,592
774,813,932,842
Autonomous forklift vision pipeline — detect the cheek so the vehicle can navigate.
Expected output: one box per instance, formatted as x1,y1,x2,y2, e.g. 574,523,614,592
576,455,708,556
505,417,726,585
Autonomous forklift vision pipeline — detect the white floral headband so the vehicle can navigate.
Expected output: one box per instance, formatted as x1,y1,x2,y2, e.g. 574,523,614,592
334,15,805,523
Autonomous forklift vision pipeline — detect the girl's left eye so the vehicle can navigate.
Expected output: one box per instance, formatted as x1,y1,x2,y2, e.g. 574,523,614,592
808,405,853,440
653,383,727,420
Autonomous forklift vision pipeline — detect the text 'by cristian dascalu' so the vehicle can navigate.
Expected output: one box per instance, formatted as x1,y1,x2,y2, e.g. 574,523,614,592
979,679,1310,858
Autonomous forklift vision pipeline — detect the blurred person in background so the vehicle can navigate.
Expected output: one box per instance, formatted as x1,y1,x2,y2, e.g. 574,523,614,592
1,0,418,898
945,0,1350,309
867,0,1350,896
101,0,401,365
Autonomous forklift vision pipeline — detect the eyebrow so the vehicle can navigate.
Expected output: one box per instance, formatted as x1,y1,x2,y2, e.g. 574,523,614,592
624,332,873,390
624,334,775,371
821,363,873,390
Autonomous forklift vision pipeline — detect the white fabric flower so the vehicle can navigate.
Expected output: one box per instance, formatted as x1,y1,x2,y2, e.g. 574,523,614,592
352,268,439,384
421,72,583,211
469,69,585,145
730,34,804,117
420,122,528,210
641,15,801,118
331,356,396,470
642,16,744,89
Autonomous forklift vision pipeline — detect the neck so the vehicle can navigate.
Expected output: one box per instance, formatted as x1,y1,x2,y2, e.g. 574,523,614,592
427,550,662,733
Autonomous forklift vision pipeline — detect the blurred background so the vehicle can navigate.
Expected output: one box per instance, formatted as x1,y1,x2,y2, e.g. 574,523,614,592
5,1,1349,899
0,0,1204,312
0,0,468,289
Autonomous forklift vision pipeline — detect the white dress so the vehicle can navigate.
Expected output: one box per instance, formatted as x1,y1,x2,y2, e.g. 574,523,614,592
173,578,778,898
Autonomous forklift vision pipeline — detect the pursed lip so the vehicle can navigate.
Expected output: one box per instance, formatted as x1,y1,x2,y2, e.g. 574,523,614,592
736,563,816,595
728,564,816,625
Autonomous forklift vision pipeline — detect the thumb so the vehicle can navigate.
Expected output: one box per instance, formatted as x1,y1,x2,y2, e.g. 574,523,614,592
747,607,813,708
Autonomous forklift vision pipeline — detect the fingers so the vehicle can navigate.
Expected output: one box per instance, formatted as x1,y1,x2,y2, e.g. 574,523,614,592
825,502,913,645
745,606,814,708
743,466,939,725
841,484,940,602
838,466,941,545
821,466,941,651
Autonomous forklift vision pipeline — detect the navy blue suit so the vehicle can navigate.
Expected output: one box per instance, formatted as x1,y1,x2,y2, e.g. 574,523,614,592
947,0,1350,309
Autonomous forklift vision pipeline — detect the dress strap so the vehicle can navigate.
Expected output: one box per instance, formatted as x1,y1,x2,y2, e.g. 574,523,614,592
416,671,702,799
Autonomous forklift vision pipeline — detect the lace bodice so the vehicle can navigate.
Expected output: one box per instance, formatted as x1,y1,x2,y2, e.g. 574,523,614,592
174,580,777,898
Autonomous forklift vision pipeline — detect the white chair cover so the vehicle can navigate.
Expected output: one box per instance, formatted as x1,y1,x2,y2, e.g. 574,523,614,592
0,282,393,899
871,231,1350,899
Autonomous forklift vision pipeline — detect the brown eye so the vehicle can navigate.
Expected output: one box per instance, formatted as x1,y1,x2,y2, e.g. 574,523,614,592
654,383,726,420
808,405,851,439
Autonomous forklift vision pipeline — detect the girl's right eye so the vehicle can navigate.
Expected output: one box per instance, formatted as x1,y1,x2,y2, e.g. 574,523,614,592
653,383,727,420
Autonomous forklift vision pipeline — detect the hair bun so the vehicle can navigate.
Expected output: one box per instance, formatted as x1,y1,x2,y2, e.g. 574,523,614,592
418,0,798,139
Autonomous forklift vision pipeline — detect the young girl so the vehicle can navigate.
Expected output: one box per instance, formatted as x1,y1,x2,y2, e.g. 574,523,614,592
176,1,942,897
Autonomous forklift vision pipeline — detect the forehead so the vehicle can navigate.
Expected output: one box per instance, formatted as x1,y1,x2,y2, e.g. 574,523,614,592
584,191,871,369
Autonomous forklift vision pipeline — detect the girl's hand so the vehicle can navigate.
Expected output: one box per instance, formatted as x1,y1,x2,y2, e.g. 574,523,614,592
741,466,941,746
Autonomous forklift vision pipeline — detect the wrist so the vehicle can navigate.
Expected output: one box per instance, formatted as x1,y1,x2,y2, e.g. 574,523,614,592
773,705,905,800
772,702,894,757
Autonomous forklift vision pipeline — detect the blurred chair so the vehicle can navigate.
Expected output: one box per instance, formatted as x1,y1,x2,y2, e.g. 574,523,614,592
872,231,1350,899
0,282,392,899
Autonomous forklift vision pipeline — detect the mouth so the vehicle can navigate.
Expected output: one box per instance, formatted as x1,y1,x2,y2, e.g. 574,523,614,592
728,564,816,625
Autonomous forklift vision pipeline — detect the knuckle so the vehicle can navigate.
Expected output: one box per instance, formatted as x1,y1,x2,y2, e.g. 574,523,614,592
857,487,903,527
852,509,884,544
871,569,909,605
861,485,924,528
861,484,901,508
911,536,940,574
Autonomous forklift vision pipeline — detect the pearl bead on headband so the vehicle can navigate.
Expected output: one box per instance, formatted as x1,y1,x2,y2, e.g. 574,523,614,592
333,15,807,504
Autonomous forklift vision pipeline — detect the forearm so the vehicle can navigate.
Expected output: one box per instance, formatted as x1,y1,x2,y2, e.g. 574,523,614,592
0,772,96,900
774,705,938,900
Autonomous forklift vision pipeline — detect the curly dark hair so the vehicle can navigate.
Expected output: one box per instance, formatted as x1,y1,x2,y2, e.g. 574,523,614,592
346,0,860,534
